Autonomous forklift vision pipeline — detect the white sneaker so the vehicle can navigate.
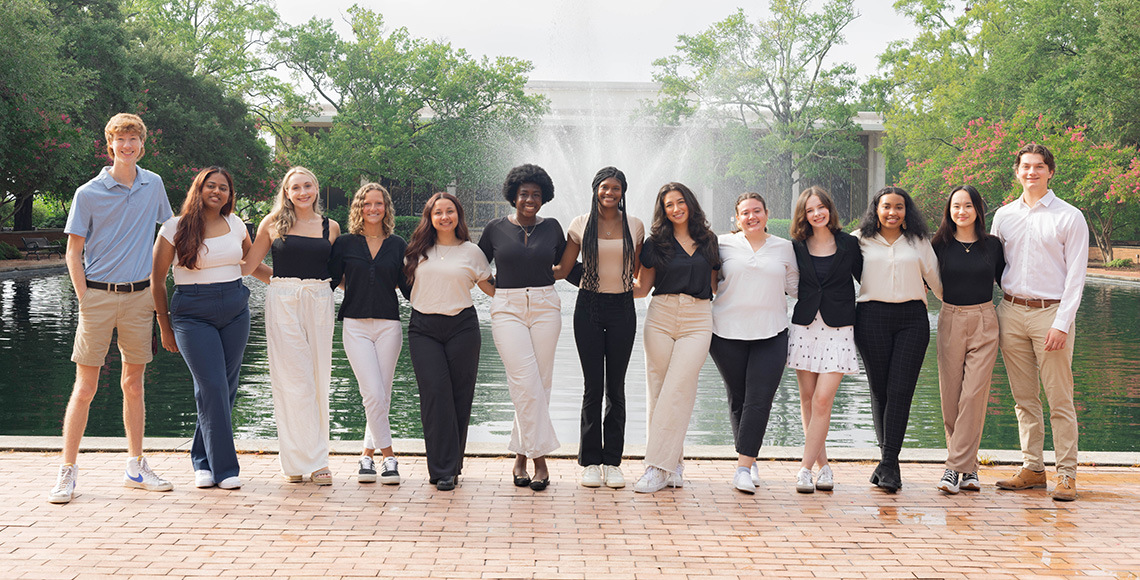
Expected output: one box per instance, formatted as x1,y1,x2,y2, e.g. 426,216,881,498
378,456,400,485
633,467,669,493
796,467,815,494
816,464,834,491
733,467,756,494
603,465,625,489
195,470,215,488
48,463,77,504
937,469,960,494
217,476,242,490
580,464,603,488
124,456,173,492
750,462,761,487
666,465,684,488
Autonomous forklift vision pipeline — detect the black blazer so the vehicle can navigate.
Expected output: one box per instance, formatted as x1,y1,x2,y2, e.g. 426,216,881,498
791,231,863,327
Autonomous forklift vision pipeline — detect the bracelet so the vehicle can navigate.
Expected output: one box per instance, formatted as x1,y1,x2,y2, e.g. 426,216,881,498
156,312,169,317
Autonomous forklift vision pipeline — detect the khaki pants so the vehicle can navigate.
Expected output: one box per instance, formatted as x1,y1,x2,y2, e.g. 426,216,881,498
936,302,999,473
643,294,712,471
996,300,1078,477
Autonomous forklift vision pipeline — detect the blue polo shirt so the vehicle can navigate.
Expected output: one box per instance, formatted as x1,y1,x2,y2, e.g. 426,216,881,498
64,166,173,284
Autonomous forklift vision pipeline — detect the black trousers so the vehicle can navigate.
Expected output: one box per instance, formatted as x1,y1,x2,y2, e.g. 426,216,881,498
574,290,636,466
409,307,481,481
708,330,789,458
853,300,930,461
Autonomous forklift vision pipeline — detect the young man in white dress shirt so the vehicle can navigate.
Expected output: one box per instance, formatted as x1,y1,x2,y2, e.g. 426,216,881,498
990,143,1088,501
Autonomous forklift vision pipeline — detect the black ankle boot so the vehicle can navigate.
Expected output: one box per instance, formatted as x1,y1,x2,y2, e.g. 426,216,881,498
871,459,902,492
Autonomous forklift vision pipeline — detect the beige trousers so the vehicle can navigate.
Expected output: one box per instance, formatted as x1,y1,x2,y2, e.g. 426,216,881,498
996,300,1078,477
643,294,712,471
936,302,999,473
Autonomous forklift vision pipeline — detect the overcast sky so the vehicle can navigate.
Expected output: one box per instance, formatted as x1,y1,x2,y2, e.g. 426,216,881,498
275,0,918,83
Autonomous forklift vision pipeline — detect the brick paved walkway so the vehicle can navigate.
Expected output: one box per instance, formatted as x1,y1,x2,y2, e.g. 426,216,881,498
3,452,1139,579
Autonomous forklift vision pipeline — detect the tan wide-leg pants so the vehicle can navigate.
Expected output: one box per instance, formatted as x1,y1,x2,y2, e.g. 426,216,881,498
936,302,999,473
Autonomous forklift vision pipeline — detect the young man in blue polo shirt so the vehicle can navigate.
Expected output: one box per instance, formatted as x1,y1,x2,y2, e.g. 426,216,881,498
49,113,175,504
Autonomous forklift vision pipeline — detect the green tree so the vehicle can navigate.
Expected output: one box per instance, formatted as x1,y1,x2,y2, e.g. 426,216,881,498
271,6,547,208
1079,0,1140,146
651,0,862,216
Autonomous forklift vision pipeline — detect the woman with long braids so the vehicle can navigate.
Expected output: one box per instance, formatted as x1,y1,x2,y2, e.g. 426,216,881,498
632,182,721,494
244,166,340,485
329,183,408,485
853,186,941,492
151,167,270,490
404,192,491,491
555,166,644,489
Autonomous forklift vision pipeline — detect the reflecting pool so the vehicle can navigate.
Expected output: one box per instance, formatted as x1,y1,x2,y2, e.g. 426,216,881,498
1,271,1138,451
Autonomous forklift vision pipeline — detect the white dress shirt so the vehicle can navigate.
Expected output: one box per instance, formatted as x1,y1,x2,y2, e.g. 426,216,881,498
991,190,1089,332
712,232,798,340
854,231,942,304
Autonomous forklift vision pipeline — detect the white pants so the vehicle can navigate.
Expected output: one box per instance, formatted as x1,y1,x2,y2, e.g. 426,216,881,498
490,286,562,458
342,318,403,451
265,277,334,475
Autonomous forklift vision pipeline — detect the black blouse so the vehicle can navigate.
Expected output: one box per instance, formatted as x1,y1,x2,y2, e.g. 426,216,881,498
478,217,565,289
328,234,408,321
932,236,1005,306
271,217,331,280
640,237,718,300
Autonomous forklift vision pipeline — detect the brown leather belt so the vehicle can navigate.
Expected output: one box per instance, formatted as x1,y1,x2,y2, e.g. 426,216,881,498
1003,293,1059,308
86,279,150,293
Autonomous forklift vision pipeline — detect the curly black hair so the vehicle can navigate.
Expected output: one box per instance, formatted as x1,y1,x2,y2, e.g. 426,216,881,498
858,186,929,240
502,163,555,207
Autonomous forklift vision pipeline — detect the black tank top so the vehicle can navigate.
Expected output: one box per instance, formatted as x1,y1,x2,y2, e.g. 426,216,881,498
271,217,332,280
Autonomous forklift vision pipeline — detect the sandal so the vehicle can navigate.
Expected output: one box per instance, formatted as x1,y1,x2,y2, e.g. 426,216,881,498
284,474,303,483
311,468,332,486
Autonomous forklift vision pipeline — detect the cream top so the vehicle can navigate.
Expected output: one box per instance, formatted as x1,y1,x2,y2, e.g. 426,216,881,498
567,214,645,293
854,231,942,304
408,241,491,316
712,232,798,340
158,213,246,285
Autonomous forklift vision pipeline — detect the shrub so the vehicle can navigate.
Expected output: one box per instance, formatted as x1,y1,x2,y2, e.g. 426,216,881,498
324,206,349,231
1105,258,1135,268
767,219,791,239
0,241,24,260
394,216,419,240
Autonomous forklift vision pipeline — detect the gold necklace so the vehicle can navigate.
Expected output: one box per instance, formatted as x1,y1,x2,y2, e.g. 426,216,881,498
437,243,457,260
958,239,976,253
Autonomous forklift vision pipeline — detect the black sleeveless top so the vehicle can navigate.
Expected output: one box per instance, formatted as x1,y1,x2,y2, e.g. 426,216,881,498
270,217,332,280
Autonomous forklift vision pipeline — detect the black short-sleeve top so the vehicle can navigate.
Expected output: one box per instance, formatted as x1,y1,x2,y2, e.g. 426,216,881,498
640,237,719,300
478,216,566,289
932,236,1005,306
328,234,408,321
270,216,332,280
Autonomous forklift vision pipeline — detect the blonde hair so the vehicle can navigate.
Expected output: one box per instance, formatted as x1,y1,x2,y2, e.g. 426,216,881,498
104,113,148,159
348,183,394,235
270,166,322,237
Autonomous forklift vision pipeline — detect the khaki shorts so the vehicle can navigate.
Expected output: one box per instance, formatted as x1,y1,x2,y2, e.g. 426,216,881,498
71,287,154,367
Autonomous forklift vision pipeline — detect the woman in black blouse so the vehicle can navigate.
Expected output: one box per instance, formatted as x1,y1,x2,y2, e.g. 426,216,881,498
329,183,408,486
632,182,721,494
478,164,566,491
931,185,1005,494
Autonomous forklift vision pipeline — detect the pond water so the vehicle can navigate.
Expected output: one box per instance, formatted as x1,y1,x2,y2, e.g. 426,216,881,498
1,271,1138,451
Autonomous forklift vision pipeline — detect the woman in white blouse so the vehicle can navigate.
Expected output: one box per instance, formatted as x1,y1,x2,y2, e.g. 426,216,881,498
709,192,798,494
853,186,942,493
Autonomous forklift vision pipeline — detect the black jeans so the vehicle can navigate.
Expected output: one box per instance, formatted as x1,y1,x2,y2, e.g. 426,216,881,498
574,290,636,466
409,307,481,481
708,330,789,457
853,300,930,461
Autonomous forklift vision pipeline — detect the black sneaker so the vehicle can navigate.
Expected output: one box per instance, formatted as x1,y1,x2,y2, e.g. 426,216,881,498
937,469,959,494
358,456,377,483
379,456,400,485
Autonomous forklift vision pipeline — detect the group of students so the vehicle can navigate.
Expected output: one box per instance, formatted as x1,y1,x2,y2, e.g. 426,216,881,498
47,113,1088,504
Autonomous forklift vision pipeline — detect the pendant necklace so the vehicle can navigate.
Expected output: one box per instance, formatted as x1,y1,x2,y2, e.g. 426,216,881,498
519,222,537,244
959,239,976,253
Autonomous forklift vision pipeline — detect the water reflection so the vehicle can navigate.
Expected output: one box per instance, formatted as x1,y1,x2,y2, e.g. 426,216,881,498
1,273,1138,451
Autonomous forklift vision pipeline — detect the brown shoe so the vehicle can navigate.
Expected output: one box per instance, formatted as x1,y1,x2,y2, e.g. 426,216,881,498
1052,475,1077,501
995,468,1047,490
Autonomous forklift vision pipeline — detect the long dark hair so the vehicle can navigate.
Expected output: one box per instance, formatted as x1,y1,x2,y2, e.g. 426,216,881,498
858,186,929,240
173,166,234,270
645,182,721,269
581,166,635,292
932,185,991,249
404,192,470,284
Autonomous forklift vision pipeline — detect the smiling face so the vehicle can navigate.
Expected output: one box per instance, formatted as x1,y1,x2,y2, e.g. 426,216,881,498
515,182,544,220
662,190,689,227
804,194,830,230
109,132,143,165
361,189,386,227
200,172,232,213
877,193,906,233
286,172,319,210
949,189,977,231
1016,152,1054,193
430,198,458,236
735,197,768,235
596,177,623,209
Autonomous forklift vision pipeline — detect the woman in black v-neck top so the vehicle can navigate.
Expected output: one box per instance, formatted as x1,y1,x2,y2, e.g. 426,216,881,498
328,183,408,486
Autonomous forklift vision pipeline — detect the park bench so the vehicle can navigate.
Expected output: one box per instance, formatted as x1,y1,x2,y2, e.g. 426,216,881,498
20,237,63,260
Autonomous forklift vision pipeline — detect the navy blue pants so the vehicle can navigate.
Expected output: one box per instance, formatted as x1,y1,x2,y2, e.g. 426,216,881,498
170,279,251,481
574,290,636,467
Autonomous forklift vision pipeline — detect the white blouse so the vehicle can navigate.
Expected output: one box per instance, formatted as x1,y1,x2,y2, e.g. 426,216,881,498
408,242,491,316
854,231,942,304
712,232,798,340
158,213,246,285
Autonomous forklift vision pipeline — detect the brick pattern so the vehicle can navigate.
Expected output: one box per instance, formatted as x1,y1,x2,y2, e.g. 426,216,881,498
3,452,1138,579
